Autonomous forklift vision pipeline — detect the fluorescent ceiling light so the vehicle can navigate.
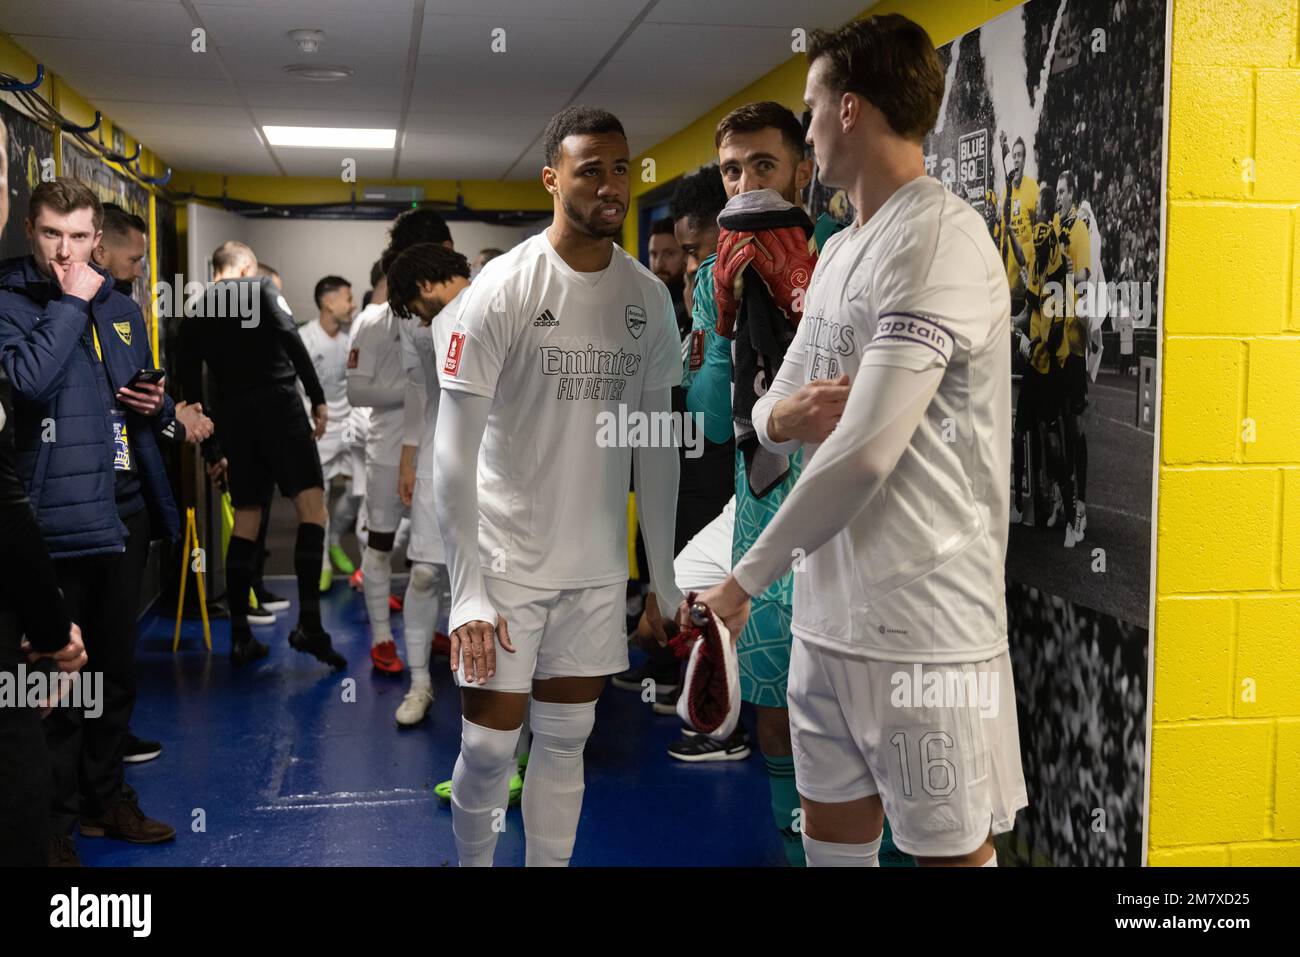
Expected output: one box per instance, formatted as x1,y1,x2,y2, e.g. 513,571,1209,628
262,126,395,149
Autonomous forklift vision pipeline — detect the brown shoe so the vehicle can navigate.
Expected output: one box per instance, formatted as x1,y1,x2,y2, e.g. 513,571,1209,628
49,834,81,866
80,796,176,844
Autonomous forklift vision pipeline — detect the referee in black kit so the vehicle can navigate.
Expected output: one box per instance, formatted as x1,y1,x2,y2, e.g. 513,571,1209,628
178,241,346,669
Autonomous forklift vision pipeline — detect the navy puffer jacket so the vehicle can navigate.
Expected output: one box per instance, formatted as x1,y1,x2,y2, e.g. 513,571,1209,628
0,256,179,558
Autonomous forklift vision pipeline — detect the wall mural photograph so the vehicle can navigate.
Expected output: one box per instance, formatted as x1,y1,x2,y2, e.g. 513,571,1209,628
923,0,1167,865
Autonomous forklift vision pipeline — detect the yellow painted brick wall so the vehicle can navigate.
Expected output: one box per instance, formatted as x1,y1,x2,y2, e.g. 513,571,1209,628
1153,0,1300,865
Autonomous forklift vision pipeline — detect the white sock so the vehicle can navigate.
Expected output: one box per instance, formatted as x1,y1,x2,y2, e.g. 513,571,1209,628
402,562,440,690
982,851,998,867
802,830,882,867
361,545,393,645
522,699,596,867
332,489,360,545
451,717,521,867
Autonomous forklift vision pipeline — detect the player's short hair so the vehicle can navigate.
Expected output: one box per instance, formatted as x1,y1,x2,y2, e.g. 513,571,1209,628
383,208,453,272
100,203,147,243
715,101,807,160
1058,169,1078,197
29,177,103,231
258,262,279,279
369,258,385,288
669,164,726,233
386,243,471,319
478,247,504,261
542,105,626,168
807,14,945,143
212,240,255,274
313,275,350,309
650,216,678,238
1013,136,1026,155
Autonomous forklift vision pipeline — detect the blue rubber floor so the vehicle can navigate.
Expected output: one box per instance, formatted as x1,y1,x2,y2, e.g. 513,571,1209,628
83,577,784,867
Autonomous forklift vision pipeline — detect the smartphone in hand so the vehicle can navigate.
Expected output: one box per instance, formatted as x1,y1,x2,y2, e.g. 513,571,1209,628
126,368,165,389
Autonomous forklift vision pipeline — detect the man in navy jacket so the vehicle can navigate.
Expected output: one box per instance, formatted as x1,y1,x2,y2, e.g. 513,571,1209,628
92,202,213,768
0,178,177,862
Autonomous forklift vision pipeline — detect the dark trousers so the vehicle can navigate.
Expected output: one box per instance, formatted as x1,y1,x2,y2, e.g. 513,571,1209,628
0,661,50,864
45,508,149,834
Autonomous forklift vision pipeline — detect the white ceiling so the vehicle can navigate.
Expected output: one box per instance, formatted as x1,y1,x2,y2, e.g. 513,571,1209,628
0,0,868,181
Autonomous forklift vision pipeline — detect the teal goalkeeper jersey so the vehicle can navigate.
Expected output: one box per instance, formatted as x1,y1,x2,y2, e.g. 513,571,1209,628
683,255,802,606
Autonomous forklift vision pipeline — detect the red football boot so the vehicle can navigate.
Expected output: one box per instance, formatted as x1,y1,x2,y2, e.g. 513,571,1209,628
431,631,452,658
349,569,364,591
389,593,403,614
370,639,404,674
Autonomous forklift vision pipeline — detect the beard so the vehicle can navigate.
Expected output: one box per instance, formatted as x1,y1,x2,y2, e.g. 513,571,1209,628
418,295,447,326
561,193,623,238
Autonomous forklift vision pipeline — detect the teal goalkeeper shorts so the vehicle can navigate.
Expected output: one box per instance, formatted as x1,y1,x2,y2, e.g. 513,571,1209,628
738,598,792,708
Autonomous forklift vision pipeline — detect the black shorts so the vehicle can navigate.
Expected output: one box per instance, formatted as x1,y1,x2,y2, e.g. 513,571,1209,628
219,388,324,508
1064,354,1089,415
1039,363,1067,427
1014,370,1043,434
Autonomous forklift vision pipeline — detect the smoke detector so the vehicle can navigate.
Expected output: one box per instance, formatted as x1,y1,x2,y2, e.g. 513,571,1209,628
288,29,326,54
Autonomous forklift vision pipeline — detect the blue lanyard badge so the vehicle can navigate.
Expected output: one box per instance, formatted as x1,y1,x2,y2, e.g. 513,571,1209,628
110,410,134,471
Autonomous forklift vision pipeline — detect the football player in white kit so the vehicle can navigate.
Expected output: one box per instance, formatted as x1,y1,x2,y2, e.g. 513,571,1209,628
429,106,683,867
299,275,360,590
387,240,468,725
347,266,415,674
357,207,458,716
689,15,1027,867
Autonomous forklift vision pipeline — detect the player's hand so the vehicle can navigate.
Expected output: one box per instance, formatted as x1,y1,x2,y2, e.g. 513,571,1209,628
311,404,327,440
206,456,229,484
678,576,750,641
25,622,87,674
639,592,670,648
449,616,515,685
398,448,417,508
769,374,850,444
173,401,214,443
116,378,166,416
53,261,105,302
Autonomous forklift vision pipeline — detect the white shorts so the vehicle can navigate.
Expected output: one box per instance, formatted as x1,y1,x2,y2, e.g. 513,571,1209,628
673,496,734,591
407,472,445,565
788,639,1028,858
452,577,627,694
364,462,407,534
318,432,352,481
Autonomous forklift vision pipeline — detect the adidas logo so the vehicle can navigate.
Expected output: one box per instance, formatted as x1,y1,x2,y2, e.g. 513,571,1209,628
533,308,559,327
923,806,963,833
